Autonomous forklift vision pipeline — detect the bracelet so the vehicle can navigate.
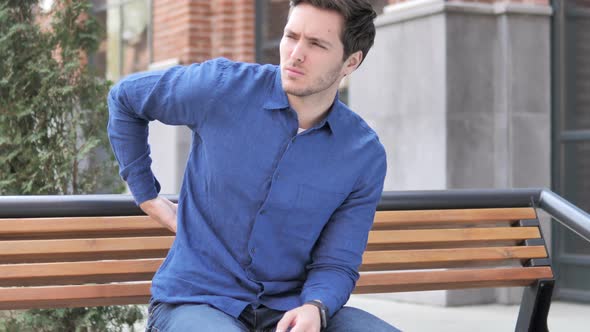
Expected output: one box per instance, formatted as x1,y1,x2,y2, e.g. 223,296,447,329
304,300,328,329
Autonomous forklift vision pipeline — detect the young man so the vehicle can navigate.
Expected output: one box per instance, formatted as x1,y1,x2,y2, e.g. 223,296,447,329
108,1,398,331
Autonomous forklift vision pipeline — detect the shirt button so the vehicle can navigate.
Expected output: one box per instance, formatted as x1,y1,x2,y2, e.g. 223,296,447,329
250,247,256,255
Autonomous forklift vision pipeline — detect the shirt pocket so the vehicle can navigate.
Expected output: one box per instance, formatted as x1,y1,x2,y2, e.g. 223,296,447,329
280,184,347,247
296,184,347,217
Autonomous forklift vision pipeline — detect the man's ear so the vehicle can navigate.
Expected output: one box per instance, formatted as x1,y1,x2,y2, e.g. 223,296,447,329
343,50,363,76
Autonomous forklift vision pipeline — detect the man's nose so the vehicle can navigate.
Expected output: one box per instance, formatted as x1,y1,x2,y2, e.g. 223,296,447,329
291,42,305,63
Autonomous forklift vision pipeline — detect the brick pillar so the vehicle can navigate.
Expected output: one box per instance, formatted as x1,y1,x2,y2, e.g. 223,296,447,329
188,0,214,62
152,0,255,65
211,0,235,59
232,0,256,62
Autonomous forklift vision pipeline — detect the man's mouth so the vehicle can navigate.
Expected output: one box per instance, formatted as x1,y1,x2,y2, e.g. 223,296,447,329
285,66,304,76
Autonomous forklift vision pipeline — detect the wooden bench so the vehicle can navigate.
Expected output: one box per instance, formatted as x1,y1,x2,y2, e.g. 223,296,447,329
0,191,563,331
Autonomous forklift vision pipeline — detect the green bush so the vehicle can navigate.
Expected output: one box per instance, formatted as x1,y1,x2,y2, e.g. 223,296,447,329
1,307,145,332
0,1,141,331
0,0,122,195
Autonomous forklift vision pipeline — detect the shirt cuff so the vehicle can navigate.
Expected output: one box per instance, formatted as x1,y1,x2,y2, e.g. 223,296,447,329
126,169,161,205
301,290,340,318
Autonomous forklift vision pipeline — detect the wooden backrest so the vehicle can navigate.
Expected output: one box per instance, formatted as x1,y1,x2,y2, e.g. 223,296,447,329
0,208,553,309
355,207,553,293
0,216,171,309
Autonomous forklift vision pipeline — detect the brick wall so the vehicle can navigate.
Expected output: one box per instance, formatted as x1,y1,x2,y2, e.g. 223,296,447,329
153,0,255,65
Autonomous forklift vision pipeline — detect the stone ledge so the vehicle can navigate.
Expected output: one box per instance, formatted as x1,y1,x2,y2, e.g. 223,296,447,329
377,0,552,27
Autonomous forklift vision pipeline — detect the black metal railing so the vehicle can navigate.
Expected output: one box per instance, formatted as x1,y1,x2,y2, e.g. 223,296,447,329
537,190,590,243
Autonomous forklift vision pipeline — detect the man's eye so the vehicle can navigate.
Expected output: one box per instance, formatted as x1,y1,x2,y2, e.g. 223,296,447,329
312,42,325,49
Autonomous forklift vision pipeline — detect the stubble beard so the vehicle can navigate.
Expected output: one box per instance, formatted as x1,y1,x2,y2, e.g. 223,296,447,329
282,63,343,98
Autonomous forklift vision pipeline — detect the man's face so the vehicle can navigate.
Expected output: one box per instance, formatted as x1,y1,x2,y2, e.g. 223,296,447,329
279,3,348,98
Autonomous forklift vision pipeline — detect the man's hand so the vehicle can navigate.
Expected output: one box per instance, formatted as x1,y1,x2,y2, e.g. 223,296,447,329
139,196,178,233
276,304,321,332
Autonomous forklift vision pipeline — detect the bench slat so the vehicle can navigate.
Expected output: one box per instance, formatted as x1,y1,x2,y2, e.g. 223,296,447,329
0,208,535,236
0,216,170,240
0,237,173,263
373,208,536,229
1,245,549,284
0,259,163,287
361,246,547,270
354,266,554,293
0,282,152,310
0,266,554,310
367,227,540,248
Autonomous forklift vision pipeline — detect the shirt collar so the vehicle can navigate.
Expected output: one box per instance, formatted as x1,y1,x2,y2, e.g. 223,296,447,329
263,67,290,111
263,66,342,136
315,95,342,136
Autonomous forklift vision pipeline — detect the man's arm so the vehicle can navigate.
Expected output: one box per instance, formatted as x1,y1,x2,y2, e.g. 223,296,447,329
140,196,178,233
301,148,386,312
107,60,222,207
277,143,387,331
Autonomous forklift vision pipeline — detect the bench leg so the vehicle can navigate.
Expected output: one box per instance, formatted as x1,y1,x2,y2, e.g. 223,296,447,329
515,279,555,332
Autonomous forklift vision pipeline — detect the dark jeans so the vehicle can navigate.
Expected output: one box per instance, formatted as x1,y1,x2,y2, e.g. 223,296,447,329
146,300,401,332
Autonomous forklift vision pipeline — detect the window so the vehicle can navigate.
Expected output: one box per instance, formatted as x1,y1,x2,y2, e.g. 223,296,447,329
91,0,152,81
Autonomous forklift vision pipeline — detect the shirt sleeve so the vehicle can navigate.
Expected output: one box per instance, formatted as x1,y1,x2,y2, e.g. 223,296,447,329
300,142,387,317
107,59,225,204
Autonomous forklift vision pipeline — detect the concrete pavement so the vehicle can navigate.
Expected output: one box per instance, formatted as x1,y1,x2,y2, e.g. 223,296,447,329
134,294,589,331
347,294,590,331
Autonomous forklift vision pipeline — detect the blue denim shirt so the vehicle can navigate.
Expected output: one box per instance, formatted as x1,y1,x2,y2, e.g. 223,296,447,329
107,58,387,318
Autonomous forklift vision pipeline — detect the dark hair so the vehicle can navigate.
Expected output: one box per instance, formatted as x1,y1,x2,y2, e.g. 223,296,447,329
289,0,377,65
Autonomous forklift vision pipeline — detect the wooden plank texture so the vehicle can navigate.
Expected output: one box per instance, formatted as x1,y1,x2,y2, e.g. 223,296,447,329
0,206,554,310
0,237,174,263
0,259,163,287
367,227,540,248
0,282,152,310
0,216,171,239
373,208,536,229
0,267,554,309
354,266,554,293
361,246,548,270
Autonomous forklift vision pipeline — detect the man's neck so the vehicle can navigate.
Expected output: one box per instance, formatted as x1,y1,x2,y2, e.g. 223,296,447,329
287,90,337,130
